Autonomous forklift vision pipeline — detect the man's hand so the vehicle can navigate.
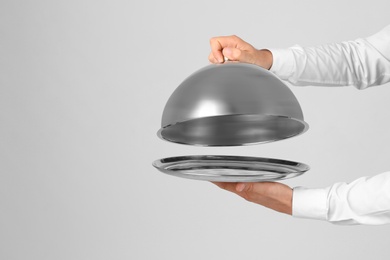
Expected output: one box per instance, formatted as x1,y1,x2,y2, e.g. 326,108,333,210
208,35,273,69
212,182,293,215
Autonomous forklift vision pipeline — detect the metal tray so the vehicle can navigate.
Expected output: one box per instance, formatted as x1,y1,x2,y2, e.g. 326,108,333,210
152,155,309,182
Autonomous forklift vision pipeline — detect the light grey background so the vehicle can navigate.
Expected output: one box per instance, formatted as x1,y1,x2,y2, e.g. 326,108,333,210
1,0,389,259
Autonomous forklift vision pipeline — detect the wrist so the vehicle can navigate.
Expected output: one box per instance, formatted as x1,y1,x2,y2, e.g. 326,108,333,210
255,49,273,70
266,183,293,215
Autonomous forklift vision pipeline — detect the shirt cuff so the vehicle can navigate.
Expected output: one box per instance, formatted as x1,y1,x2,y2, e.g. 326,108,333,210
268,48,296,79
292,186,329,221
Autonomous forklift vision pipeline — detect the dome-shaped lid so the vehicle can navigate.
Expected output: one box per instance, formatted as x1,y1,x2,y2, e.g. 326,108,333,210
158,63,308,146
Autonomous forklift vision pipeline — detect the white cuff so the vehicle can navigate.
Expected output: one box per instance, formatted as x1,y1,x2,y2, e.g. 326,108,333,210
292,186,329,221
268,48,296,80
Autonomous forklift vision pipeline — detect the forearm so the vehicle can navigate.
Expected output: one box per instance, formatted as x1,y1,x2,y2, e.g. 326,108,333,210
293,171,390,225
269,25,390,89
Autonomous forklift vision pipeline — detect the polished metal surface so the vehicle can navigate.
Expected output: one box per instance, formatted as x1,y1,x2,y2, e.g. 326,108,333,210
158,63,308,146
153,155,310,182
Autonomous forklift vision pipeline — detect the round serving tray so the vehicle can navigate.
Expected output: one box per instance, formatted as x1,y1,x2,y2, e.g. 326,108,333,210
152,155,309,182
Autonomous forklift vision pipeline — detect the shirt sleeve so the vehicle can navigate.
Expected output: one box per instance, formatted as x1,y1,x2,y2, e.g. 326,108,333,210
269,25,390,89
292,171,390,225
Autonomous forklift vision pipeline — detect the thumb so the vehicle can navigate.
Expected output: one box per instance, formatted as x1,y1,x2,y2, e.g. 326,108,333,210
222,47,254,63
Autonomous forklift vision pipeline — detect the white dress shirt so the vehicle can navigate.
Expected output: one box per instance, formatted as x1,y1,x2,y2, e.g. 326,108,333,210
269,25,390,225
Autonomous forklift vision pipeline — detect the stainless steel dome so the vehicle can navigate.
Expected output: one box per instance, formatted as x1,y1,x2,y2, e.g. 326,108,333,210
158,63,308,146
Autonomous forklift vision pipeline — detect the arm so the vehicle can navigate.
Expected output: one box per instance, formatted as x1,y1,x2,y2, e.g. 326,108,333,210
293,171,390,225
214,171,390,225
270,25,390,89
209,25,390,89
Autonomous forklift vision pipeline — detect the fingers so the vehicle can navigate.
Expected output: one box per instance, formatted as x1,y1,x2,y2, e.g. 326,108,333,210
212,182,237,193
212,182,253,194
209,47,250,64
208,52,219,64
236,182,252,192
209,37,225,63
